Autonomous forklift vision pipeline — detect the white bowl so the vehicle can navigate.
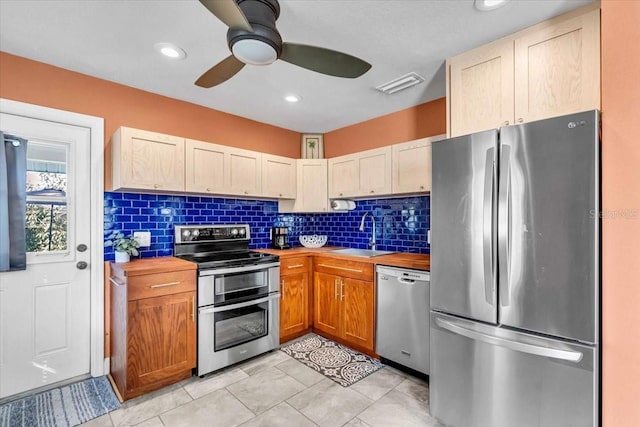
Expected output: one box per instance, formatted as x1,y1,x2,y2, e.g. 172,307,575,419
299,235,328,248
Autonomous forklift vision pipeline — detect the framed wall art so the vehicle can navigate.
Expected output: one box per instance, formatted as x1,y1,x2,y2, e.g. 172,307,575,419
301,134,324,159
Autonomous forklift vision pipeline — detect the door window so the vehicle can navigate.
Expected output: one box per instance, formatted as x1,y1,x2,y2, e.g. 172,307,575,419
25,142,71,257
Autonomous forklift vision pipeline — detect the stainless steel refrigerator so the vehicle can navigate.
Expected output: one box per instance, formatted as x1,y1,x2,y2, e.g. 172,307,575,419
430,110,600,427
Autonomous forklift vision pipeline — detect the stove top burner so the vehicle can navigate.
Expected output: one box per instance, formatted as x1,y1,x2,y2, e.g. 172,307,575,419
177,250,277,269
173,224,279,270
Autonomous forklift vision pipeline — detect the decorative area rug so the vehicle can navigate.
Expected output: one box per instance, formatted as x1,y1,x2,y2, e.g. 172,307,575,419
0,376,120,427
281,334,384,387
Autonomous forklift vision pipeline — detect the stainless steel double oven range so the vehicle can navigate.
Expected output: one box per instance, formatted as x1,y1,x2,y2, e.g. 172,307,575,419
174,224,280,377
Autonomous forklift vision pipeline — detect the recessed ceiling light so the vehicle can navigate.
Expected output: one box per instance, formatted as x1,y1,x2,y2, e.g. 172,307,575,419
284,94,301,103
154,42,186,60
475,0,509,11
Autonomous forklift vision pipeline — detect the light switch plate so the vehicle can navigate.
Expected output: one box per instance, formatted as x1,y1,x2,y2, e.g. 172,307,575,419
427,229,431,244
134,231,151,247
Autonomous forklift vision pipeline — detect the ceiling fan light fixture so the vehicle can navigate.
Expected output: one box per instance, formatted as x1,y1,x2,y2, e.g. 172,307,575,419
475,0,509,11
232,39,277,65
154,42,186,59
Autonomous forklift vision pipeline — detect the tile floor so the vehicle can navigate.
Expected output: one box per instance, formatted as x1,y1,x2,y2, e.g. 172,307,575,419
82,348,443,427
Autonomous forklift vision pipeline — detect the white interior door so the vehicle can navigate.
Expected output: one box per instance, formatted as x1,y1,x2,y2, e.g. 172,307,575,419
0,113,91,399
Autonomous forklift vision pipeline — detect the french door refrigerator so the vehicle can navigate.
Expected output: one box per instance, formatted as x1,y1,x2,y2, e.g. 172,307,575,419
430,110,600,427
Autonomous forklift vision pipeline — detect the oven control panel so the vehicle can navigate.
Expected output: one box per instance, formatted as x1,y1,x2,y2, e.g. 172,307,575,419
175,224,250,243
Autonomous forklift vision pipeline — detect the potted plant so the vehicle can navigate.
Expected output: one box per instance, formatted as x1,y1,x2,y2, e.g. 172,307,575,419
104,231,140,263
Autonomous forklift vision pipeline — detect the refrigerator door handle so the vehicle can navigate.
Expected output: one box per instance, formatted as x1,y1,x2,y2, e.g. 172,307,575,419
435,317,583,363
498,144,511,306
482,148,496,305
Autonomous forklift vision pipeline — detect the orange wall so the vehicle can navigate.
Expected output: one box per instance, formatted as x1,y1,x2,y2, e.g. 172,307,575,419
324,97,446,157
601,1,640,426
0,52,301,188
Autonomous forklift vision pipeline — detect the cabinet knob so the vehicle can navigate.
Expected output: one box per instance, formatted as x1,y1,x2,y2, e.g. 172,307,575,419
206,188,211,192
502,121,510,126
370,190,374,194
419,185,424,190
153,184,159,189
517,118,524,123
244,191,248,195
339,193,343,196
279,193,283,197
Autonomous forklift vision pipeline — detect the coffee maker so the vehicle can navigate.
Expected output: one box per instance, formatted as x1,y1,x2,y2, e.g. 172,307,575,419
270,227,290,250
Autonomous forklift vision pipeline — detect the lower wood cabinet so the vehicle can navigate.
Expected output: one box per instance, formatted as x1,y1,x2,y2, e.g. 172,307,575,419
110,258,196,400
279,256,311,342
313,257,375,353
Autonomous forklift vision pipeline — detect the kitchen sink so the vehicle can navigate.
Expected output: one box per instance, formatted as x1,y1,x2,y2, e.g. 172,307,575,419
329,248,395,258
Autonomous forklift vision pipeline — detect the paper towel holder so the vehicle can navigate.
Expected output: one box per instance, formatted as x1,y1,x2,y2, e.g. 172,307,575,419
331,199,357,211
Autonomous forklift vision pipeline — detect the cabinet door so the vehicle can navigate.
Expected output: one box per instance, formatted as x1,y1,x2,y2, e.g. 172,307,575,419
514,8,600,124
392,135,445,194
328,155,359,198
341,278,375,351
112,127,185,192
185,138,227,195
262,153,296,199
226,147,262,196
280,272,309,338
313,272,341,336
127,292,196,390
278,159,329,213
358,147,392,197
448,38,514,137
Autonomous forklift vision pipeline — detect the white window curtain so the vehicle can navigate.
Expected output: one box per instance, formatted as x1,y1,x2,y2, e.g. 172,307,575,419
0,131,27,271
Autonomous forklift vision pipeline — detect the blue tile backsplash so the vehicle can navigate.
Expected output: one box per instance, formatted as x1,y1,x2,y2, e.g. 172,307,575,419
104,192,429,261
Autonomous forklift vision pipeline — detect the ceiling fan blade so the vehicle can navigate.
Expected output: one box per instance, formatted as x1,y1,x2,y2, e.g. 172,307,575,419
280,43,371,78
199,0,253,32
195,55,246,88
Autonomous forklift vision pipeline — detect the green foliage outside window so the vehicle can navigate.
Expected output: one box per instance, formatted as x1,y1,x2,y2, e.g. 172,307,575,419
25,172,67,253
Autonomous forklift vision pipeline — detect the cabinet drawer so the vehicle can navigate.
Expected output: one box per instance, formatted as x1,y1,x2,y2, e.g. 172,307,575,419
123,270,196,301
313,257,373,281
281,256,309,275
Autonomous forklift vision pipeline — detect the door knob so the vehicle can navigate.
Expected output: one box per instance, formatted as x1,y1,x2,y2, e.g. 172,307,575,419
76,261,88,270
77,244,88,252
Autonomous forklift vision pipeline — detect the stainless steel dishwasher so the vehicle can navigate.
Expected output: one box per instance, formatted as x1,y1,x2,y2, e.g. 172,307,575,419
376,265,430,375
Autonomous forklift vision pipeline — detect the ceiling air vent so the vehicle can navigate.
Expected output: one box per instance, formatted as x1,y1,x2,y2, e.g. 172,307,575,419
375,72,425,95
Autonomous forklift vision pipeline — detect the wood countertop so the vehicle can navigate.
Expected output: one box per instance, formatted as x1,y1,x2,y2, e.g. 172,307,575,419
254,246,430,271
110,256,196,277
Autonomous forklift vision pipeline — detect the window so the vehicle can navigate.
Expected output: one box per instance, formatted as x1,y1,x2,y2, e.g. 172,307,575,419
25,143,68,253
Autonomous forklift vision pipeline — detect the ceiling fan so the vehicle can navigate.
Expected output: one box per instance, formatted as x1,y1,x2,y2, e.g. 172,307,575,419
195,0,372,88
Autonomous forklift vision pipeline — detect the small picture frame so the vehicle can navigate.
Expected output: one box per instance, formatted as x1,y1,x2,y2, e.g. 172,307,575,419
301,134,324,159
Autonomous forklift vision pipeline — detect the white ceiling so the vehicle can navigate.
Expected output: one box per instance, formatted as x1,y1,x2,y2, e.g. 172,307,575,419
0,0,593,133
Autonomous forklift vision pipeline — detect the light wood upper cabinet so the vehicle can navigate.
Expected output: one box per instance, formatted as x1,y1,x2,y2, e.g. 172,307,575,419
279,159,329,213
262,153,296,199
358,147,392,196
226,146,262,197
447,4,600,137
328,155,359,198
185,138,227,195
514,8,600,124
111,127,185,192
448,37,514,137
392,134,446,194
328,146,392,198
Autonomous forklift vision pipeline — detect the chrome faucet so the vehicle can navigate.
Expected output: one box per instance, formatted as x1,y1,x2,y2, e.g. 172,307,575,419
359,212,376,250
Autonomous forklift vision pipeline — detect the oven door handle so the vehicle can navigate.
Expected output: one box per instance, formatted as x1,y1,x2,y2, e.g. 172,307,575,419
198,292,281,314
198,262,281,276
